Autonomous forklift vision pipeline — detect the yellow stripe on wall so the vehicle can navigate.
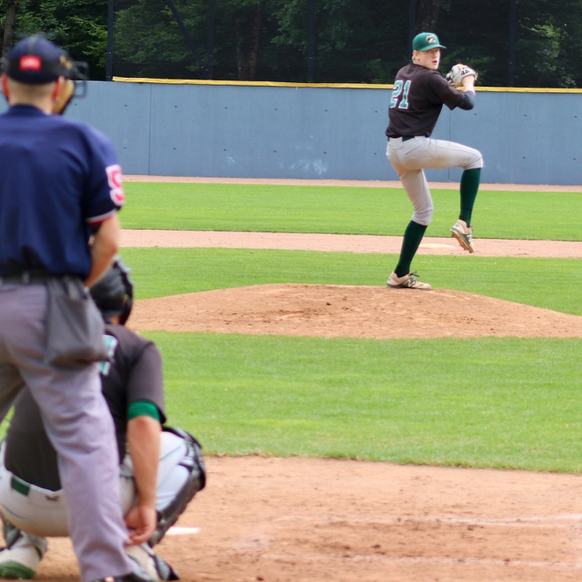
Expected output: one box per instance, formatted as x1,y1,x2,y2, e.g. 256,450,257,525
112,76,582,93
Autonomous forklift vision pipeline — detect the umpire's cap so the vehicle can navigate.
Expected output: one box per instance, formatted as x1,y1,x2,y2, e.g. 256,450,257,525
90,258,134,326
3,35,76,84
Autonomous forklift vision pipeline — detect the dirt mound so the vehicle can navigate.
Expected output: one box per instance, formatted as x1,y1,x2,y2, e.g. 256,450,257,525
130,284,582,339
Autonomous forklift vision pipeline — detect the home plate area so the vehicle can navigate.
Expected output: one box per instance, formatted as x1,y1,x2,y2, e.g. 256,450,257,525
36,456,582,582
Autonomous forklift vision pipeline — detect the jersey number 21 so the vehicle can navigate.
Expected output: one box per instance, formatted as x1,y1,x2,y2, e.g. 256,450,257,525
390,80,411,109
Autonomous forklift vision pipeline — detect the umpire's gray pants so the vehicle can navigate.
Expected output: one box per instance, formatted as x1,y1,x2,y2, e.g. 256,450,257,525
0,283,136,582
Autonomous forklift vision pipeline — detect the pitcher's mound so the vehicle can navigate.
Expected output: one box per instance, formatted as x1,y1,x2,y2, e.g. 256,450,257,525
130,284,582,339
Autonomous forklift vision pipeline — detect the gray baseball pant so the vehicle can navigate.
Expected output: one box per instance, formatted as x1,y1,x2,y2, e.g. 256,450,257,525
0,283,136,582
386,137,483,225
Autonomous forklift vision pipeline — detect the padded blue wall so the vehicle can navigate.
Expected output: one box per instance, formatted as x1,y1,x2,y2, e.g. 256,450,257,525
4,81,581,185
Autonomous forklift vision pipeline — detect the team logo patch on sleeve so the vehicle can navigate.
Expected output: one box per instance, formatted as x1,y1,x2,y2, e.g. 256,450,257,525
106,164,125,206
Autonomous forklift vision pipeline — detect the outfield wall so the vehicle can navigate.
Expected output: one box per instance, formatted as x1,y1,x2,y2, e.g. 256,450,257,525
4,81,582,185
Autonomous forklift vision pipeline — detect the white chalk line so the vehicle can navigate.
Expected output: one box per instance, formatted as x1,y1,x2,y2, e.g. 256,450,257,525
419,243,456,249
166,526,199,535
167,516,582,570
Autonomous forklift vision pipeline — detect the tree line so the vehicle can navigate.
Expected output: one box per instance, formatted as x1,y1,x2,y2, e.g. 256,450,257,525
2,0,582,88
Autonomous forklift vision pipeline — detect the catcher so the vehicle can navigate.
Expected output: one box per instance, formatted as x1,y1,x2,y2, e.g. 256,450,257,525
385,32,484,290
0,259,206,581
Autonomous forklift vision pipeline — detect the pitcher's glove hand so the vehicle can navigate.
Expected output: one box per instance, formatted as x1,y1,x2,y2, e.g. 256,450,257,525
446,64,478,87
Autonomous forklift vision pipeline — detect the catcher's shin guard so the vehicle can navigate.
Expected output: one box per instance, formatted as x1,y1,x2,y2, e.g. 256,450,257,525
149,427,206,547
2,517,19,548
0,516,47,579
2,517,46,557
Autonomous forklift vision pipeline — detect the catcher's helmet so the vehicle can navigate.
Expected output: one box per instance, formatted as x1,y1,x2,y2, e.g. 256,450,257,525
90,258,134,325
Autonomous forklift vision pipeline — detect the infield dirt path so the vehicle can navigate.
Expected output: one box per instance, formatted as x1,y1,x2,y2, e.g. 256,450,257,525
121,229,582,258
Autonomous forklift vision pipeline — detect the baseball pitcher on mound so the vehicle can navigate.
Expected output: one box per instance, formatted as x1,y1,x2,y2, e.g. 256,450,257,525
385,32,483,290
0,260,206,582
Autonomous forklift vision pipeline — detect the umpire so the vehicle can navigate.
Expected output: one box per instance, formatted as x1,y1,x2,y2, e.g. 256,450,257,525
0,36,151,582
0,259,206,582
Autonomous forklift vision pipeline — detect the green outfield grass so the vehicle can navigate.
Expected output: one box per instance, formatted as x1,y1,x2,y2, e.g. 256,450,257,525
115,244,582,474
122,182,582,241
121,247,582,315
145,331,582,473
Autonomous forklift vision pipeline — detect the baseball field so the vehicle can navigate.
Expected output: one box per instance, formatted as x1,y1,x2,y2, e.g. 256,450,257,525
37,178,582,582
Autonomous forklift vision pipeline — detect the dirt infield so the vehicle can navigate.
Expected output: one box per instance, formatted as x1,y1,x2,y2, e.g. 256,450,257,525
37,457,582,582
34,178,582,581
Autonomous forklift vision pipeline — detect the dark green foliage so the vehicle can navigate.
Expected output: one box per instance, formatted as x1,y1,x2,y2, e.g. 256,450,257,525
3,0,108,78
3,0,582,86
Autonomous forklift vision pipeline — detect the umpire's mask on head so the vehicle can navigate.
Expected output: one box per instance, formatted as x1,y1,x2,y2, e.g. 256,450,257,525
90,258,134,325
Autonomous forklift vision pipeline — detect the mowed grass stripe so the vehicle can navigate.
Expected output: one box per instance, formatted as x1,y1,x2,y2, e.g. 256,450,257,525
147,332,582,473
122,182,582,241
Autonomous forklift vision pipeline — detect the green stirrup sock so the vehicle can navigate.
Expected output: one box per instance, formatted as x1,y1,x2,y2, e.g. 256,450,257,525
459,168,481,226
394,220,428,277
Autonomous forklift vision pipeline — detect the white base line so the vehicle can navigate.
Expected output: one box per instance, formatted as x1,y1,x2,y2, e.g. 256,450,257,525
166,526,200,535
420,243,456,249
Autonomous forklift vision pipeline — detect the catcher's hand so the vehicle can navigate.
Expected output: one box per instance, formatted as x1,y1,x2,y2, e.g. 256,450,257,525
446,64,478,87
125,503,157,545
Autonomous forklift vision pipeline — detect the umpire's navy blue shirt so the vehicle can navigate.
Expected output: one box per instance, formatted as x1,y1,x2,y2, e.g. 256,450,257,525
0,105,125,278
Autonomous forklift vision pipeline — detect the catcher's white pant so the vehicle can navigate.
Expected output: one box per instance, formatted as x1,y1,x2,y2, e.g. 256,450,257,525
386,137,483,226
0,431,190,538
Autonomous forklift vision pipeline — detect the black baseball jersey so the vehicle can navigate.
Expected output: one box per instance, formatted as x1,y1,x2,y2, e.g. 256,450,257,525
4,324,166,491
386,63,464,138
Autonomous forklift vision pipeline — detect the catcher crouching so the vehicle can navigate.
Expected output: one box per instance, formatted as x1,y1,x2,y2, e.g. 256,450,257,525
0,259,206,581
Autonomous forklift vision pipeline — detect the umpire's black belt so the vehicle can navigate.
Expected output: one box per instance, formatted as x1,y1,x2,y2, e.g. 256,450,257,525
0,270,55,285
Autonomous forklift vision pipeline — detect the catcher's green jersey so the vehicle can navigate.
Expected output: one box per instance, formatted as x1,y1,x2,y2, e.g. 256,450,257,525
386,63,463,138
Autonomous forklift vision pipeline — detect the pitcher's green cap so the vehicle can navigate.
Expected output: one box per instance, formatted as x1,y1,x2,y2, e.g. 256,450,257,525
412,32,446,52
